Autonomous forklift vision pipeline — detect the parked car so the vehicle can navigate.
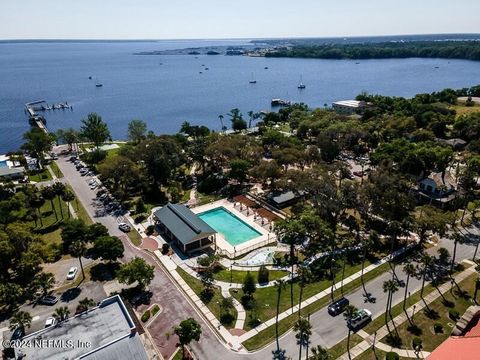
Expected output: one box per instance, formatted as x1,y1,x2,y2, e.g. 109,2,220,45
66,266,78,280
79,168,89,176
98,193,108,201
347,309,372,330
38,295,59,306
89,183,98,190
45,317,57,328
69,156,77,162
328,297,350,316
75,164,84,170
118,223,131,232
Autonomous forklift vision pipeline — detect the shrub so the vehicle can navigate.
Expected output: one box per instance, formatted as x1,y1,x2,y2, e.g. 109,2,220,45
412,337,422,350
161,243,170,255
145,225,155,236
258,265,269,284
141,310,151,322
134,214,147,224
449,309,460,320
385,352,399,360
151,304,160,316
136,198,146,214
434,323,444,333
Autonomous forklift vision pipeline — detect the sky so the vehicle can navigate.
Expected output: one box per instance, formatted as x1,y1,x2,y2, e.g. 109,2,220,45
0,0,479,40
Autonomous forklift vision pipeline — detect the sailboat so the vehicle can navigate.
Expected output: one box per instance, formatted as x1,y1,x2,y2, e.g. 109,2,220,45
249,73,257,84
297,75,306,89
95,77,103,87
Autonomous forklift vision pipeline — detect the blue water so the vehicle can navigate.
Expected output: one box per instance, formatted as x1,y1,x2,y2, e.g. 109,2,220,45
0,160,7,168
198,207,262,246
1,40,480,153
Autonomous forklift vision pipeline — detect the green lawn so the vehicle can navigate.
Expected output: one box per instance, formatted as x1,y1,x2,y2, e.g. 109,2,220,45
242,261,391,350
235,257,377,330
355,347,392,360
392,273,478,352
172,349,183,360
66,185,93,224
327,333,363,359
127,230,143,246
49,161,64,178
212,268,289,284
28,168,53,182
33,197,70,231
177,267,238,329
196,192,223,206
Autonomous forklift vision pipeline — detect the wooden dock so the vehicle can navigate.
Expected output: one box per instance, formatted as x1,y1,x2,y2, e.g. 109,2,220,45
25,101,49,134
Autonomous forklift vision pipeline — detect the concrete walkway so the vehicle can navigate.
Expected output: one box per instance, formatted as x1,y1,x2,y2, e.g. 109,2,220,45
338,261,477,360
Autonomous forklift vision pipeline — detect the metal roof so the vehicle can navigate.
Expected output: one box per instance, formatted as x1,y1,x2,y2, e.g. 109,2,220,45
154,203,216,245
0,166,25,176
16,295,148,360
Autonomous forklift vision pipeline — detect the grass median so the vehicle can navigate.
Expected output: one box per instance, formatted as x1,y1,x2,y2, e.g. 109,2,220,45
242,261,391,350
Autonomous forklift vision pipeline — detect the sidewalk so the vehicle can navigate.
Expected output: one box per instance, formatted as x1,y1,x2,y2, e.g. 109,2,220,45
337,261,477,360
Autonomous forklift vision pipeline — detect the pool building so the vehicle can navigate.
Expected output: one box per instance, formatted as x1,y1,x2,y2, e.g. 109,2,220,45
153,203,217,254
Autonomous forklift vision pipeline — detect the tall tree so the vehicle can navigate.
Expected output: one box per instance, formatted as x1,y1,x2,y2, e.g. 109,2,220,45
41,186,57,221
53,306,70,322
383,278,399,333
310,345,330,360
52,182,66,219
61,190,75,218
402,263,417,323
127,119,148,143
91,236,124,262
293,317,312,360
33,272,55,297
297,265,312,317
450,230,465,273
174,318,202,360
274,279,286,353
69,240,87,281
80,113,111,150
343,304,358,360
21,128,56,168
116,257,155,290
9,311,32,335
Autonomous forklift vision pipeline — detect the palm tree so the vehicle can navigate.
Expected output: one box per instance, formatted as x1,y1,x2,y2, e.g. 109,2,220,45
274,279,286,353
218,115,225,132
30,192,45,227
361,233,376,299
61,190,75,218
343,304,358,360
9,311,32,335
77,297,96,314
402,263,417,322
450,230,465,273
52,182,66,219
297,265,312,317
34,272,55,297
41,185,57,221
293,317,312,360
310,345,330,360
69,240,87,281
383,278,399,332
420,254,434,299
53,306,70,322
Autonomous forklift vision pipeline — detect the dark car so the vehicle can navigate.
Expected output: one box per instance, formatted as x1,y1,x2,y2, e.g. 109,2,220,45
11,327,24,340
327,297,349,316
38,295,59,306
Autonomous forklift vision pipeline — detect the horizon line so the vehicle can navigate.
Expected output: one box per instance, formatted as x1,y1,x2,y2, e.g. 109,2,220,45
1,32,480,42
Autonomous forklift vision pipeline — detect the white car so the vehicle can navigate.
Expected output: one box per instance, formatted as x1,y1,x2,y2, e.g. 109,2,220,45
118,223,131,232
89,183,98,190
45,317,56,328
66,266,78,280
347,309,372,330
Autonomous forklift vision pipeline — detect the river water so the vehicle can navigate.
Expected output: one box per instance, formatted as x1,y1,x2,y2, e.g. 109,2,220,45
1,39,480,153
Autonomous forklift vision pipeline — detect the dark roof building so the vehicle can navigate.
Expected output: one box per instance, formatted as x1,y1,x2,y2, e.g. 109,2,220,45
153,203,217,254
14,295,148,360
268,190,304,208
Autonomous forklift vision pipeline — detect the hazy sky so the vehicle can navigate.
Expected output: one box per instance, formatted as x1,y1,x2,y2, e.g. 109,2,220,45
1,0,479,40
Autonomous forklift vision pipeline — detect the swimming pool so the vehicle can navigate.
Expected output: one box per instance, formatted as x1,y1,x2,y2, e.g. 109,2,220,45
0,160,8,168
198,207,262,246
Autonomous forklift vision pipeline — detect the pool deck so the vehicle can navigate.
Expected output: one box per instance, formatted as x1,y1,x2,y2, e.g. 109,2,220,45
191,199,276,257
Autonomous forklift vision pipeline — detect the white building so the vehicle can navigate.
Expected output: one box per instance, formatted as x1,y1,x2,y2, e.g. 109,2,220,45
332,100,369,115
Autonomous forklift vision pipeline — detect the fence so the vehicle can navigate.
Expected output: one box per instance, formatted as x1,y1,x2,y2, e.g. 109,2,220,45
216,237,278,259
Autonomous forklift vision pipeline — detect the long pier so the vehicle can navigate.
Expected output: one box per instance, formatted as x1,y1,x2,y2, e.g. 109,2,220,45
25,100,71,134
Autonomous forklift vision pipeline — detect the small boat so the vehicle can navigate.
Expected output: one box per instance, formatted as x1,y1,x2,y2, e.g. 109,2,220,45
96,83,103,87
199,71,203,74
249,72,257,84
434,66,440,69
355,62,360,65
271,98,291,106
205,67,209,70
297,75,306,89
95,78,103,87
264,66,269,69
88,76,92,80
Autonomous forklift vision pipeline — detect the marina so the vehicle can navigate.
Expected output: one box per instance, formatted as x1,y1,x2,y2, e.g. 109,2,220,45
24,100,72,134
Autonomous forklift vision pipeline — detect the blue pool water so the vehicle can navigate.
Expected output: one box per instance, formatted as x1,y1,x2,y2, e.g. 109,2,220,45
198,207,262,246
0,161,8,168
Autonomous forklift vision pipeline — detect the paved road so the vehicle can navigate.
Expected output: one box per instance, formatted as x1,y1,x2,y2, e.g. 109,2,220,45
55,147,480,359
